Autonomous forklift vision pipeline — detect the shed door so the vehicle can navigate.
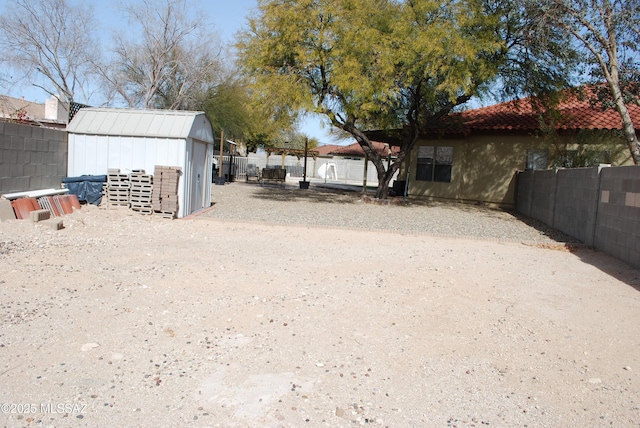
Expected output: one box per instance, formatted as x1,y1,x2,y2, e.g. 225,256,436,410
190,141,207,213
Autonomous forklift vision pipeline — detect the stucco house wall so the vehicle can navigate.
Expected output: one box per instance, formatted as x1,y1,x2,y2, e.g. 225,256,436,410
394,86,639,208
405,132,634,208
407,135,534,208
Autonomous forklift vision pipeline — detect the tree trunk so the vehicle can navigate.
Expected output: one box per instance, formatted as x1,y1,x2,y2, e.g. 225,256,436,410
603,58,640,164
373,155,404,199
375,176,391,199
613,96,640,164
341,122,418,199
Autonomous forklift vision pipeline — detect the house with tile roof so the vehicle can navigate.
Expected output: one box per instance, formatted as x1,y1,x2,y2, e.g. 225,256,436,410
373,90,639,207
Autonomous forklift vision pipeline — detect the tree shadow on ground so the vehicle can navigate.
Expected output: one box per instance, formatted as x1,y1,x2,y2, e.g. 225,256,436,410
248,183,368,204
250,182,492,208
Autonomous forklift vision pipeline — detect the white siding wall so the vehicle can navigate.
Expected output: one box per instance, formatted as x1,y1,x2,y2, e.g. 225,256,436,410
68,134,186,176
188,116,214,143
68,134,190,217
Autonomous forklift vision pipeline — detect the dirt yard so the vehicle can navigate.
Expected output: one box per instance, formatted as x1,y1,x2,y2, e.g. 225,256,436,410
0,188,639,427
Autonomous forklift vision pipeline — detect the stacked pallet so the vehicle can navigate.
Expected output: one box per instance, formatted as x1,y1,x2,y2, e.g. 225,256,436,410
106,169,131,207
129,170,154,215
153,166,181,219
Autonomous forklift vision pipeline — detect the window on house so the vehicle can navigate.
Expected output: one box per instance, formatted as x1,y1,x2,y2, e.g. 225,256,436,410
564,149,611,167
556,150,579,168
526,150,548,170
416,146,453,183
582,150,611,166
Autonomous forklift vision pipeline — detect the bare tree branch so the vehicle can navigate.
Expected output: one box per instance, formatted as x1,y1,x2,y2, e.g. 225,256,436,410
0,0,98,110
102,0,224,110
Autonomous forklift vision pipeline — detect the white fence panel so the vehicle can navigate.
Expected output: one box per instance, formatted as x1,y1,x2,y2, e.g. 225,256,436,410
234,153,398,186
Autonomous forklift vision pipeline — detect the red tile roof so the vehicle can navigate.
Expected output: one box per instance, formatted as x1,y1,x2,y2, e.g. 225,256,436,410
315,144,344,155
317,141,400,157
426,89,640,136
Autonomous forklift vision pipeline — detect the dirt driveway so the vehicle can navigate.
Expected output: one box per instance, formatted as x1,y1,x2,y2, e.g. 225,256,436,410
0,185,639,427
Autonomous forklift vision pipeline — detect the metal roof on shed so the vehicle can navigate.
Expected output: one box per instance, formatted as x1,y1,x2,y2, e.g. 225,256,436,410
66,107,213,141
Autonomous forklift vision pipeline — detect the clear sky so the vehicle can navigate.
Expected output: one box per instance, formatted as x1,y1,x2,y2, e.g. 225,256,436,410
0,0,337,144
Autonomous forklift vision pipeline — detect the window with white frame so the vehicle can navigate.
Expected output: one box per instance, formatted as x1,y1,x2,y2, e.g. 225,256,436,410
416,145,453,183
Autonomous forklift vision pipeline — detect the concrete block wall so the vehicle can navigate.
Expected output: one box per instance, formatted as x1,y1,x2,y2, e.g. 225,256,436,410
529,169,557,226
0,121,67,194
517,165,640,269
516,169,534,217
553,167,600,246
594,166,640,269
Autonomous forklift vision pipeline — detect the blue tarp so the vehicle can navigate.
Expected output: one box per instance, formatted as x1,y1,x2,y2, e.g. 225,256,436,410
62,175,107,205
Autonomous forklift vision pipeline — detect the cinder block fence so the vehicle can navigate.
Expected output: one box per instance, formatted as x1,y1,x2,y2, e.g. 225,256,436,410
517,165,640,269
0,121,68,193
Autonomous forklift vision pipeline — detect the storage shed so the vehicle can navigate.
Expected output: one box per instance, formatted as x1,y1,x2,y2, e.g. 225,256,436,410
67,108,214,218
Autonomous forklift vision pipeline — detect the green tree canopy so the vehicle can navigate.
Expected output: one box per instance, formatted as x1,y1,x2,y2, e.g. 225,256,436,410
199,76,301,153
200,77,257,141
238,0,505,198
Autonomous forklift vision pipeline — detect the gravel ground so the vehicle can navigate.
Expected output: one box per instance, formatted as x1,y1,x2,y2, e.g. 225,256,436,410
1,183,638,428
206,182,577,245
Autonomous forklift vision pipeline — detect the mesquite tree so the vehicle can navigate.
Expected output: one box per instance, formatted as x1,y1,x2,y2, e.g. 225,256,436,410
238,0,504,198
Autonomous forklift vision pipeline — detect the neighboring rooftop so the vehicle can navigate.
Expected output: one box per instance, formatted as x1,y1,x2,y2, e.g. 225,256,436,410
0,94,68,126
0,95,44,121
316,140,399,157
